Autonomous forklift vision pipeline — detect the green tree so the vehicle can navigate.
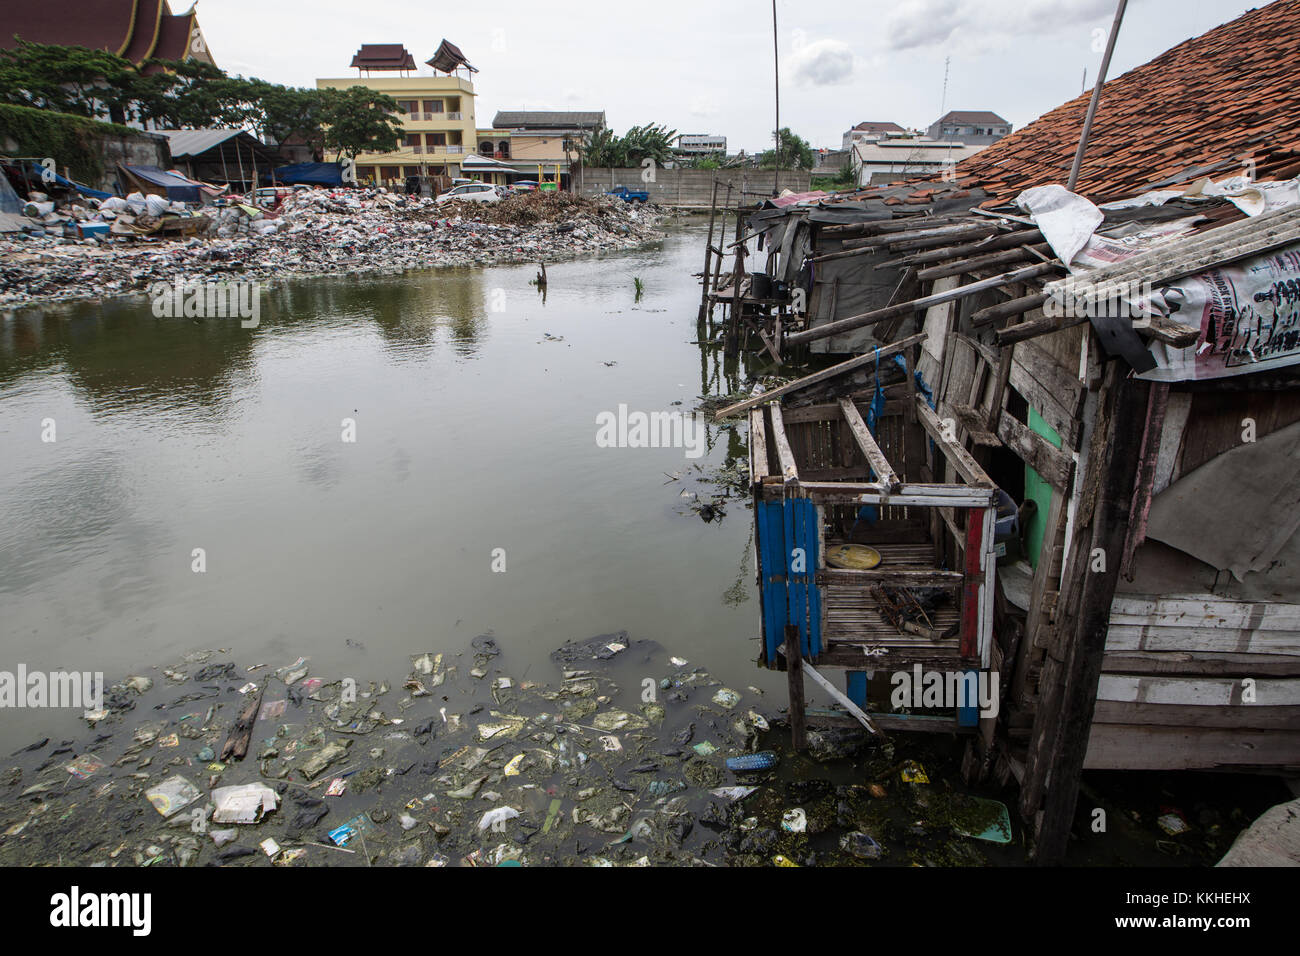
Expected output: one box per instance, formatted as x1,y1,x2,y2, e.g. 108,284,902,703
759,127,815,171
578,123,677,167
0,40,139,122
319,86,405,162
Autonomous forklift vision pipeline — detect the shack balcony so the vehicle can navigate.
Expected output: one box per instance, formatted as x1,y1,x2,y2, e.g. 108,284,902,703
746,381,998,691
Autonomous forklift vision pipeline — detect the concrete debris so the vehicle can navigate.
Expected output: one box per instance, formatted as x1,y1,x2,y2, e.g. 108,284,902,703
0,188,664,309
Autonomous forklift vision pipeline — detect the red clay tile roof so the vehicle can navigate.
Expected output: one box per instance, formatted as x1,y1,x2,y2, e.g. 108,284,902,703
950,0,1300,204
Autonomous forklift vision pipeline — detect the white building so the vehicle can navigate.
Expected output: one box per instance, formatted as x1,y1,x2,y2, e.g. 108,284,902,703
675,134,727,157
852,137,985,187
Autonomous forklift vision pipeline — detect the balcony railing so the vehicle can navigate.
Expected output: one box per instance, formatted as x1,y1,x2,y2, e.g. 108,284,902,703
447,112,462,121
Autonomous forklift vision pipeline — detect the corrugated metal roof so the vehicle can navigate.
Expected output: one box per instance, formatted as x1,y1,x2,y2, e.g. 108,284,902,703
158,129,256,157
492,111,605,130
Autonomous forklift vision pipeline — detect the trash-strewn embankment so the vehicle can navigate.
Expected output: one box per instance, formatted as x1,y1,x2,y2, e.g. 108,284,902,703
0,190,664,310
0,632,1024,867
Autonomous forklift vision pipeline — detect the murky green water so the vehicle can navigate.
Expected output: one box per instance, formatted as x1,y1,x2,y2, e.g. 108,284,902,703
0,225,781,748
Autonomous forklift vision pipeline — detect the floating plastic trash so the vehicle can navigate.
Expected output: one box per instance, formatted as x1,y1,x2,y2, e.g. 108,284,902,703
841,831,884,859
782,809,807,833
725,751,778,772
953,796,1013,844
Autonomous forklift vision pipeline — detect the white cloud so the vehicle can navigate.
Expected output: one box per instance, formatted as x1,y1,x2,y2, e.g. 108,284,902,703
882,0,1123,52
791,38,856,86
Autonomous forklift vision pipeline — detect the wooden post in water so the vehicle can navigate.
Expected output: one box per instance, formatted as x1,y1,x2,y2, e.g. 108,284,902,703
709,184,733,330
698,179,719,324
785,626,807,751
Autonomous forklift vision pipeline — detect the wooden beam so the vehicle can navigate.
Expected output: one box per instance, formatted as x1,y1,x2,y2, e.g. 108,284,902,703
713,333,926,419
785,263,1060,348
817,568,964,587
996,411,1075,492
915,397,995,487
749,407,770,481
802,659,881,735
1032,371,1151,866
838,397,899,490
768,402,799,483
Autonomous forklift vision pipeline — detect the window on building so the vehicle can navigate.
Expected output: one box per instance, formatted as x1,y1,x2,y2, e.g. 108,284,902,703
428,133,447,147
405,134,422,148
498,141,510,158
380,165,401,180
479,142,493,155
396,100,418,116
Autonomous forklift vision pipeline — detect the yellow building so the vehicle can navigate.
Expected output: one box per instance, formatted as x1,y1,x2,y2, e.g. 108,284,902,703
479,112,605,189
317,42,478,186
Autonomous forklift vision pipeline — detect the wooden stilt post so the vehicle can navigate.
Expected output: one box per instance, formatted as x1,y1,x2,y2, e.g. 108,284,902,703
698,179,719,324
709,184,732,329
726,188,746,357
1027,364,1149,865
785,625,807,751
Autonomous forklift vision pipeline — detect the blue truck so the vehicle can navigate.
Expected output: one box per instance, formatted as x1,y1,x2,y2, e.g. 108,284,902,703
606,185,649,203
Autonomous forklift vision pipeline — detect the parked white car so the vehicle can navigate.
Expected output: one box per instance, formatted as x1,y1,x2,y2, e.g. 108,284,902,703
435,182,501,203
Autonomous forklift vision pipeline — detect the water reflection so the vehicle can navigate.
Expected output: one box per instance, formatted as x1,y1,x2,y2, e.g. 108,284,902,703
0,226,783,750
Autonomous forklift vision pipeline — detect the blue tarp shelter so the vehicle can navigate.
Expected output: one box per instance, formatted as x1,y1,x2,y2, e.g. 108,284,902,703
269,162,345,187
116,163,205,203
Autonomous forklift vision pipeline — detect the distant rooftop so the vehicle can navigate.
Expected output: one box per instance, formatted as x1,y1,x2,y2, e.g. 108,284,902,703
933,110,1009,126
850,121,905,134
493,111,606,131
350,44,417,72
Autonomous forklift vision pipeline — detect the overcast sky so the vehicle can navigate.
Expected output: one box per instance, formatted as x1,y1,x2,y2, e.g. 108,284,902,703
201,0,1265,153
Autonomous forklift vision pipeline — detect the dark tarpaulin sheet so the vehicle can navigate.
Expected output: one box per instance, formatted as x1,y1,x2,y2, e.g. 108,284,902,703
117,164,204,203
1146,418,1300,585
269,162,345,186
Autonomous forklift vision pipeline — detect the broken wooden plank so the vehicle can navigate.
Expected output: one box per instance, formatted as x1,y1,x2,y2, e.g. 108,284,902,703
713,333,926,419
785,263,1060,348
768,402,799,483
749,407,770,481
838,397,898,489
996,411,1075,492
803,659,881,735
915,397,995,487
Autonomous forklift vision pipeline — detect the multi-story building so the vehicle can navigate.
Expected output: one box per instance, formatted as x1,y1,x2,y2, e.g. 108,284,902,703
317,42,479,187
926,111,1012,146
488,111,605,189
841,121,906,151
675,134,727,159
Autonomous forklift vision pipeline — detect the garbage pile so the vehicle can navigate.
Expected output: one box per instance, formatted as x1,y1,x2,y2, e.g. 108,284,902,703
0,188,665,310
0,629,1024,867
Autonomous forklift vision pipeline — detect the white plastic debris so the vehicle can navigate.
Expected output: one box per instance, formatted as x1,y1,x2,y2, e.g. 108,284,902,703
211,783,279,824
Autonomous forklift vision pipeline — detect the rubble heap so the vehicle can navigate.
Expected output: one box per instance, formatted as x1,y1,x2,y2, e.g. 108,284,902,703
0,188,664,309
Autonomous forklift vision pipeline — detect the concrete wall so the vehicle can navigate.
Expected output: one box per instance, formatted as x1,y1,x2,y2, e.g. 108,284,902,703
100,132,171,192
0,107,169,193
576,167,810,207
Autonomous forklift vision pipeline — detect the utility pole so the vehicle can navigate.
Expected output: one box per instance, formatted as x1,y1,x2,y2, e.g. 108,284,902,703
1068,0,1129,191
772,0,780,197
